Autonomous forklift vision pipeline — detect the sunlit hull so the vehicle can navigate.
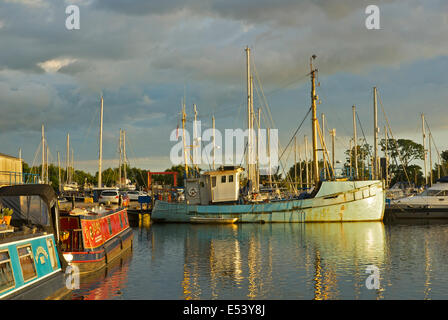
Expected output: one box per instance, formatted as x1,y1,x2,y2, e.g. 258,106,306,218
152,180,385,223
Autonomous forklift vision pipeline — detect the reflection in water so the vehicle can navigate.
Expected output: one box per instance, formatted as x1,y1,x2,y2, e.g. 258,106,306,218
71,249,132,300
72,221,448,299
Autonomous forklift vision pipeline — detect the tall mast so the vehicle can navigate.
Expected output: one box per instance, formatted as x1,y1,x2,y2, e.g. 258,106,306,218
384,125,388,187
268,127,272,189
429,132,433,187
98,96,104,188
331,129,336,179
352,106,358,179
373,87,379,180
422,113,427,186
118,129,122,187
321,113,326,180
310,56,319,185
41,124,45,183
65,133,70,183
57,151,61,192
294,136,297,191
305,135,309,189
255,107,260,192
245,46,253,191
71,148,74,184
182,102,189,177
46,146,49,184
212,115,215,170
123,129,127,185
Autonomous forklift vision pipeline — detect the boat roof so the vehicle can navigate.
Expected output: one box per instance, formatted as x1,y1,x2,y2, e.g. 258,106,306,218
428,182,448,191
202,166,244,175
0,184,57,206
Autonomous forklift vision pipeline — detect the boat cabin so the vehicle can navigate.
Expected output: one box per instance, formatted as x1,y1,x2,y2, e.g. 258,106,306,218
185,166,244,205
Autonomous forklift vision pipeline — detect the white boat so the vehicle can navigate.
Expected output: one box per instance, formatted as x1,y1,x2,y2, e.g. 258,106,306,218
388,177,448,209
386,177,448,219
151,49,385,223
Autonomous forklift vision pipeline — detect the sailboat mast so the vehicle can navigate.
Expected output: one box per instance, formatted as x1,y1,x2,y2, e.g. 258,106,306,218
422,113,427,186
245,46,253,191
66,133,69,184
98,96,104,188
429,132,432,186
212,116,215,170
373,87,379,180
123,129,127,185
331,129,336,179
310,56,319,185
182,102,189,177
352,106,358,179
321,113,326,180
41,124,45,183
119,129,122,187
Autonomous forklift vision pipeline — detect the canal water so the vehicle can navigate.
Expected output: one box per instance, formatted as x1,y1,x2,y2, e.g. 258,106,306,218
71,220,448,300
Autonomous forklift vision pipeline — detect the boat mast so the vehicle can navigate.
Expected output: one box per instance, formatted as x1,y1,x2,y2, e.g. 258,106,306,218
422,113,427,187
429,132,432,187
331,129,335,179
123,129,127,186
246,46,254,192
41,124,45,183
212,115,215,170
373,87,379,180
310,55,319,185
98,96,104,188
71,148,74,184
118,129,122,187
182,101,189,177
321,113,326,180
294,136,297,190
57,151,61,192
268,127,272,188
46,145,49,184
65,133,70,184
255,107,260,192
384,125,388,187
305,135,309,189
352,106,358,179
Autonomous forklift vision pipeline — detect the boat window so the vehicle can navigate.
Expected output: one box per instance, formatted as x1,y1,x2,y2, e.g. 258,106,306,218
421,190,443,196
212,177,216,188
221,176,226,183
229,175,234,183
0,250,15,293
46,238,58,270
17,245,37,282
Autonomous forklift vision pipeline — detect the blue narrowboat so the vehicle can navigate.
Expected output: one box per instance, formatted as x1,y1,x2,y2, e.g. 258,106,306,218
0,184,70,300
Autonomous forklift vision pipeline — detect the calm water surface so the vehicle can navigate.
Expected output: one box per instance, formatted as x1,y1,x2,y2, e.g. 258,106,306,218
71,220,448,300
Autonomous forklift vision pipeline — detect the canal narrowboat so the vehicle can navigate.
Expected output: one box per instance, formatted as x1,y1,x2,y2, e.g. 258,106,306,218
59,204,133,275
0,184,70,300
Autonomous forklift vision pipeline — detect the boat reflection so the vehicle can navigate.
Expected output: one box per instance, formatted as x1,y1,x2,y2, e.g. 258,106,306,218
70,248,132,300
149,222,387,300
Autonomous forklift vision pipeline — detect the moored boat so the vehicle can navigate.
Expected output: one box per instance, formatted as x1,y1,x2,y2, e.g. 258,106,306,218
59,204,133,275
0,184,70,300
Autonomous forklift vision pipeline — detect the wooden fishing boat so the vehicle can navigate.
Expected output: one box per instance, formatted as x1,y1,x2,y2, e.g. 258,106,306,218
0,184,70,300
59,205,133,275
190,216,239,224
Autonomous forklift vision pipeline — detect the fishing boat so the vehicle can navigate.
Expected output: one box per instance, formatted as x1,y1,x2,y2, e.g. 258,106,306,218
151,49,385,223
386,176,448,218
58,201,133,275
0,184,70,300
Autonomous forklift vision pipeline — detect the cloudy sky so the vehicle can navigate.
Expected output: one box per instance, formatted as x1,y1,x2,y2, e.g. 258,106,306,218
0,0,447,174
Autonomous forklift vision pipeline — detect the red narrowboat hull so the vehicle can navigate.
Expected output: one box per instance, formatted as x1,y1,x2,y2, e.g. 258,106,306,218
60,207,134,275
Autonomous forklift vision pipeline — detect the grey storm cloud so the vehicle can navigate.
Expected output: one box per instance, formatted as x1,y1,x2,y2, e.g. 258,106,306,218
0,0,447,169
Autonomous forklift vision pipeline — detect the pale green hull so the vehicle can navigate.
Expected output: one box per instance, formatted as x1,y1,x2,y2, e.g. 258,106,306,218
151,180,385,223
